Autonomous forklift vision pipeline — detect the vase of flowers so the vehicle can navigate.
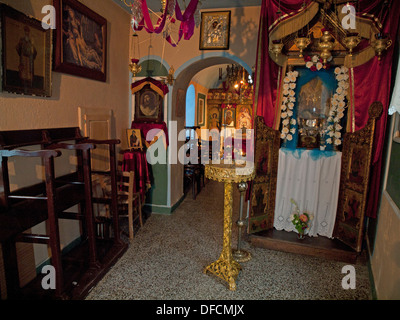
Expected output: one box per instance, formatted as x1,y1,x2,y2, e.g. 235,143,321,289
289,199,313,239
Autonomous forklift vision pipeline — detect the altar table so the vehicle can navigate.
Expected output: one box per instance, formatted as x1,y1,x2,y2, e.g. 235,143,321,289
122,149,151,203
273,148,342,238
204,162,255,290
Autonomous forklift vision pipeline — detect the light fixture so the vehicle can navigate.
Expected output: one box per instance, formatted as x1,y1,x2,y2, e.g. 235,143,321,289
268,1,393,66
269,40,284,59
295,36,311,58
129,32,142,78
222,64,253,102
160,66,175,86
372,33,392,61
343,33,362,56
318,29,334,64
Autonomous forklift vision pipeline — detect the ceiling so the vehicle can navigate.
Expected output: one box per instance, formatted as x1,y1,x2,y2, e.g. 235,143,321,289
115,0,261,89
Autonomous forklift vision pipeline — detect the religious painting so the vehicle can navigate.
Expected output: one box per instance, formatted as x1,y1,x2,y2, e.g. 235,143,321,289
249,183,269,233
296,73,337,148
197,93,206,126
347,145,368,187
342,189,363,228
248,116,280,234
236,105,253,130
199,11,231,50
222,108,236,127
134,85,164,123
1,4,52,96
54,0,107,82
256,145,270,177
126,129,143,150
208,106,221,131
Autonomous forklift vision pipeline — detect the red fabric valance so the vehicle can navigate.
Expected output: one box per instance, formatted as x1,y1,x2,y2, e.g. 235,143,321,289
132,0,199,47
131,77,169,97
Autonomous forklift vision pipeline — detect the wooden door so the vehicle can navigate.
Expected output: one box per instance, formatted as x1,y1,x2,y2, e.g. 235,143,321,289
248,116,280,234
78,107,113,172
333,102,382,252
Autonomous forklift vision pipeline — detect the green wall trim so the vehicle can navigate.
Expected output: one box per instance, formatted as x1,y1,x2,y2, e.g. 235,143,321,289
145,194,185,215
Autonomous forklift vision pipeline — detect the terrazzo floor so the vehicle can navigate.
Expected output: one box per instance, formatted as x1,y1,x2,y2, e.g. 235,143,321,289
86,180,373,300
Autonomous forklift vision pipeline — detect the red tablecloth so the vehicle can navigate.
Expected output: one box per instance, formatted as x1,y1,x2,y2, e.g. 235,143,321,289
122,150,151,203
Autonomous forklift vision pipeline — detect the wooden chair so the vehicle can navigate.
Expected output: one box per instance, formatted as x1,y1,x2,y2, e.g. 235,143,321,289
118,170,143,240
95,164,143,241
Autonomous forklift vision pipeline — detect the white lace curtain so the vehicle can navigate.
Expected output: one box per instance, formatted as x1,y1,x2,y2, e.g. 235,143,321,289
273,149,342,238
389,52,400,115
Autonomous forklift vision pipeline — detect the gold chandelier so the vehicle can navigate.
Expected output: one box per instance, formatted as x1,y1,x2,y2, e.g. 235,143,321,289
269,1,392,66
221,64,253,102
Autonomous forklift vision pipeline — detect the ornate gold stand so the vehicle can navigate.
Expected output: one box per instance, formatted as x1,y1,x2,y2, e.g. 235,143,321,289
232,182,252,263
203,163,255,290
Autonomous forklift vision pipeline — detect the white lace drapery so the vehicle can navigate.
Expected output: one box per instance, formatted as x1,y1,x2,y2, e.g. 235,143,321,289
389,52,400,115
273,148,342,238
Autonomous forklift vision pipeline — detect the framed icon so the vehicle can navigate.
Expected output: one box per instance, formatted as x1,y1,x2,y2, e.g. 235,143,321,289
197,93,206,126
199,11,231,50
1,4,52,96
127,129,143,150
134,84,164,123
222,108,236,127
53,0,107,82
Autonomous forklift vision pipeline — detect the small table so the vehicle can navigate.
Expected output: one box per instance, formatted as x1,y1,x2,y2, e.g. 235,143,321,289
203,162,255,290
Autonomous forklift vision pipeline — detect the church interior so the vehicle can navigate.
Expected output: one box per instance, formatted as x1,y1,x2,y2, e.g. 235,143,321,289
0,0,399,302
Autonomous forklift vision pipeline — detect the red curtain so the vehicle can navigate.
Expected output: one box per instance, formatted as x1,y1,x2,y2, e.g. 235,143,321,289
353,0,400,218
254,0,312,128
255,0,400,218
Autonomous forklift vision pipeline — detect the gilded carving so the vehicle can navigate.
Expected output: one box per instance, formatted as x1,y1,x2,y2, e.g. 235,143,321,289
334,102,382,252
248,116,280,233
204,164,255,290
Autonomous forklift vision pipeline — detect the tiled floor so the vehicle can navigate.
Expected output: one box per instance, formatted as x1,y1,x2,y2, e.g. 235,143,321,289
86,180,373,300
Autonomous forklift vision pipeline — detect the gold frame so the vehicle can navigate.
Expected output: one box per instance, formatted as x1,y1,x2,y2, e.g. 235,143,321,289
248,116,280,234
199,11,231,50
126,129,143,150
334,102,383,252
53,0,107,82
197,93,206,126
1,4,52,97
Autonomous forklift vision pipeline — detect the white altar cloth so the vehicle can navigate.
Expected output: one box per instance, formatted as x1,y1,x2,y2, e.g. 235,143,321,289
273,148,342,238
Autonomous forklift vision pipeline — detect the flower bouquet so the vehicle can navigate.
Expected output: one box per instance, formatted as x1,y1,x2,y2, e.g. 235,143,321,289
289,199,313,239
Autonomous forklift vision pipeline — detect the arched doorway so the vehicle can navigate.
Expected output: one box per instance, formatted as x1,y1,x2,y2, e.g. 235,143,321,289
168,55,252,208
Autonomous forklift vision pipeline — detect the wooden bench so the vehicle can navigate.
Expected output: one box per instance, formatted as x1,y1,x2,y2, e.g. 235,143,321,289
0,127,127,299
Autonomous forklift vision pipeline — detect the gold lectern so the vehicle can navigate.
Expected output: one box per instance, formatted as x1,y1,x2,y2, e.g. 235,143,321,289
203,162,255,290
